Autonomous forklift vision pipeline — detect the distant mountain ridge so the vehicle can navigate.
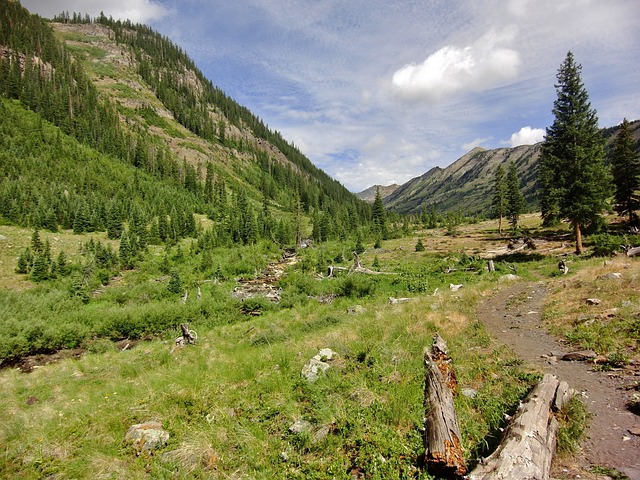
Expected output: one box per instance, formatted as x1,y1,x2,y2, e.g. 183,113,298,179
383,121,640,215
356,184,399,203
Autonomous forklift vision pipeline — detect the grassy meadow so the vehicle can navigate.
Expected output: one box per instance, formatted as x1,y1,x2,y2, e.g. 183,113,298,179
1,216,638,478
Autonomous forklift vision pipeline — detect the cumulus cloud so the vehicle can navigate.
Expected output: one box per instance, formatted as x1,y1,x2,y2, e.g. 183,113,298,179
508,126,545,146
391,28,521,102
21,0,170,23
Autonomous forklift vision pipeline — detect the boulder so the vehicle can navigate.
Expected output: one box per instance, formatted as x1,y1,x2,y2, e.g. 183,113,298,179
125,421,169,454
561,350,597,362
301,358,330,382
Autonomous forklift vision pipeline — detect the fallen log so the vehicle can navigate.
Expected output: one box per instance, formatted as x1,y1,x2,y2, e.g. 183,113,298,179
626,246,640,257
327,265,349,277
423,334,466,478
468,373,564,480
348,252,395,275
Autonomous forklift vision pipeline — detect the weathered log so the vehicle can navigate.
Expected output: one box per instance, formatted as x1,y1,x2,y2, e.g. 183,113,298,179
626,246,640,257
488,260,495,272
176,323,197,345
327,265,349,277
347,252,395,275
423,334,466,478
468,373,563,480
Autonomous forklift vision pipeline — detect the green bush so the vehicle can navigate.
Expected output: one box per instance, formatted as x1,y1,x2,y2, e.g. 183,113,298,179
338,275,376,298
588,234,627,256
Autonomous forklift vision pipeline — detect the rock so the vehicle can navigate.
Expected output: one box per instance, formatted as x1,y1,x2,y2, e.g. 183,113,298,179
289,418,313,434
314,348,338,361
596,308,619,319
499,274,520,282
597,273,623,280
312,424,331,442
301,357,330,382
449,283,463,291
586,298,602,305
125,421,169,454
461,388,478,398
347,305,366,314
561,350,598,361
629,426,640,436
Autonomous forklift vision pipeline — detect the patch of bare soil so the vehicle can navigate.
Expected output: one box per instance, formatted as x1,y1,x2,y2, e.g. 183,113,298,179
478,282,640,479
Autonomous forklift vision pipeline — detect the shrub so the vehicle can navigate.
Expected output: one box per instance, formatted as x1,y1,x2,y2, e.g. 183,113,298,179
338,275,376,298
588,234,626,256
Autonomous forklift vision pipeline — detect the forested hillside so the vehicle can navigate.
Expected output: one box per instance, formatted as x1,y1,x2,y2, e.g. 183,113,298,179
0,0,369,245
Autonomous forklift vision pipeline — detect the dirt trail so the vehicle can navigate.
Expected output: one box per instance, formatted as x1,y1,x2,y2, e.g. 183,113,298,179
478,281,640,479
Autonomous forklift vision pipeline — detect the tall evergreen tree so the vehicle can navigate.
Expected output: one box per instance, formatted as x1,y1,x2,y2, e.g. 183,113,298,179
372,188,388,240
538,52,610,253
491,164,508,235
506,162,525,232
611,118,640,225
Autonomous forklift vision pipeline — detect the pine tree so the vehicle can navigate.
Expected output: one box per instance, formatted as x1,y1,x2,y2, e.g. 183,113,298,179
167,269,182,294
56,250,71,276
31,229,44,254
506,162,525,232
538,52,611,253
16,248,32,274
611,119,640,225
30,253,50,282
372,188,388,240
491,164,508,235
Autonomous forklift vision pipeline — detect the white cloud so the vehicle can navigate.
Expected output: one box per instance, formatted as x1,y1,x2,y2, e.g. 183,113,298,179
21,0,171,23
508,126,545,146
391,28,521,102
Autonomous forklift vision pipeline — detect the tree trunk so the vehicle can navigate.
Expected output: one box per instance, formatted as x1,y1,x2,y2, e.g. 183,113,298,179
423,334,467,478
468,374,566,480
573,221,583,254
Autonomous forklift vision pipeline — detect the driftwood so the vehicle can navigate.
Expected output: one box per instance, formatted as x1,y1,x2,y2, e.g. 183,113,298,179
423,334,467,478
327,265,349,277
468,373,569,480
348,252,394,275
626,246,640,257
175,323,198,346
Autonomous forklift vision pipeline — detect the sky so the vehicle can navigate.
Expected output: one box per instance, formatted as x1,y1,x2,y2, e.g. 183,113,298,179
21,0,640,192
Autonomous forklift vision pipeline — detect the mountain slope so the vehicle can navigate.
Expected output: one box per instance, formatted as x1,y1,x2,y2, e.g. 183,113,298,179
0,2,369,244
356,184,399,203
384,144,541,214
385,121,640,215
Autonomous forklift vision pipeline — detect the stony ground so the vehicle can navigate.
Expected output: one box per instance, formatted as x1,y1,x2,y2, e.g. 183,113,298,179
478,281,640,480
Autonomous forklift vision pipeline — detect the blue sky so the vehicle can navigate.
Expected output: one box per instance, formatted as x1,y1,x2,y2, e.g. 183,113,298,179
22,0,640,192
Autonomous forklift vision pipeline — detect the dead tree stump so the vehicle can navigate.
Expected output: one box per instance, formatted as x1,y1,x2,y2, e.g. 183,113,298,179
468,373,564,480
423,333,467,478
175,323,197,346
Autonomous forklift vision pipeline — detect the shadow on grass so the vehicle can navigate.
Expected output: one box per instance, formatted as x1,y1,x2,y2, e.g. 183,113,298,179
492,251,546,263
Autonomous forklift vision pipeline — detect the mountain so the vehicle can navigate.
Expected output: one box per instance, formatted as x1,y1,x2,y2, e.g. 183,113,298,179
0,2,369,245
384,121,640,215
384,144,541,215
355,184,399,203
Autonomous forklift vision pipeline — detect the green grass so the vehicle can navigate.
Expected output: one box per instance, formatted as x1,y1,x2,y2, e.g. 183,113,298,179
0,219,619,477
